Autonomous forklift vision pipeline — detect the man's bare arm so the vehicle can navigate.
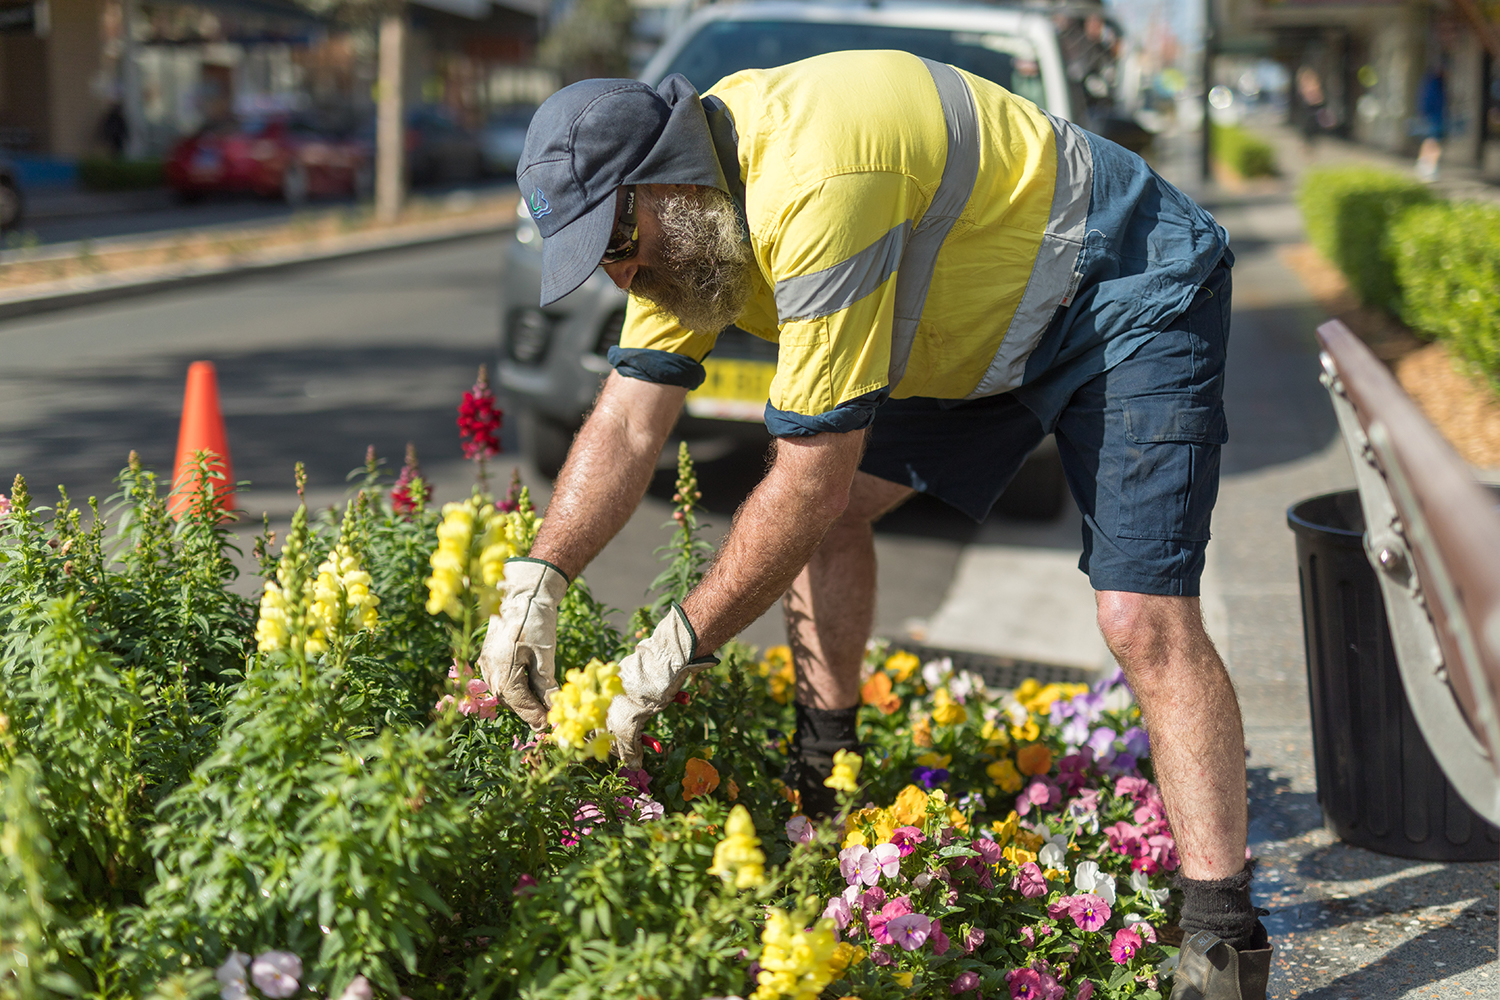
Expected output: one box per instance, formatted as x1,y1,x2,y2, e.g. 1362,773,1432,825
530,372,687,579
681,429,867,653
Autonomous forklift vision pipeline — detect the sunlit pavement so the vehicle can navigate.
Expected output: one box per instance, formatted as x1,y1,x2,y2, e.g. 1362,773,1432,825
1156,120,1499,999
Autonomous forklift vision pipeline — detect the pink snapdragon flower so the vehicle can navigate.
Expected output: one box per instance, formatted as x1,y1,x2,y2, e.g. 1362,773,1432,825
1011,861,1048,898
0,494,9,519
1110,927,1143,964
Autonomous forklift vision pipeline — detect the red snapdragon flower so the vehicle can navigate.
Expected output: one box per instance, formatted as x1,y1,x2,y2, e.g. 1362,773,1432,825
458,366,503,461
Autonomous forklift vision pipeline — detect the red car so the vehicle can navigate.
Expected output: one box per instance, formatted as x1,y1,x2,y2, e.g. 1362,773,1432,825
165,116,372,205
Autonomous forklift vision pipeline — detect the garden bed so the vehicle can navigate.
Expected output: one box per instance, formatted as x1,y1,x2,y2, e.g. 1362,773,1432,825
0,384,1184,999
1282,242,1500,467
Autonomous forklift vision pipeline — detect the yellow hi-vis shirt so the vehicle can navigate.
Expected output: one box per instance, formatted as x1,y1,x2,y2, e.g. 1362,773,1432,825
611,49,1226,437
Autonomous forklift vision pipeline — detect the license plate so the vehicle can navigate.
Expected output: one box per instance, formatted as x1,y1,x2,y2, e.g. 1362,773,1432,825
685,357,775,422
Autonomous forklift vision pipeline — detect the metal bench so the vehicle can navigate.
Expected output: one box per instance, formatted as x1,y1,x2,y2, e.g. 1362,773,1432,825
1314,318,1500,831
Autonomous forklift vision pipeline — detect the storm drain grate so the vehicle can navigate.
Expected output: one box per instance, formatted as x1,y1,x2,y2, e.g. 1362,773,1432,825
879,640,1100,690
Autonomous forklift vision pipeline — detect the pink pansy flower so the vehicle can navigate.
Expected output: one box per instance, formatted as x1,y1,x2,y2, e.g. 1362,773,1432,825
1110,927,1143,964
871,946,894,966
962,925,986,953
1067,894,1111,932
1124,913,1158,942
215,952,250,1000
930,918,951,955
823,893,853,929
972,837,1005,866
868,895,914,945
951,970,982,994
620,767,652,793
1115,775,1152,800
890,825,927,856
634,796,664,821
886,912,933,950
870,841,903,880
786,815,814,844
839,844,883,886
1077,981,1097,1000
512,873,538,896
249,951,302,999
1011,861,1049,898
1016,779,1061,817
859,885,887,919
1008,968,1043,1000
1019,925,1036,948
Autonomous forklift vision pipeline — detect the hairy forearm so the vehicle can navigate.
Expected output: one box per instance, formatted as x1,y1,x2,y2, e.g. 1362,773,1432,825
682,431,865,653
530,373,686,579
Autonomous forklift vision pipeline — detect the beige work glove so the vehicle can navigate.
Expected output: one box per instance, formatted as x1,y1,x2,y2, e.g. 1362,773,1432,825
607,604,718,767
478,557,570,729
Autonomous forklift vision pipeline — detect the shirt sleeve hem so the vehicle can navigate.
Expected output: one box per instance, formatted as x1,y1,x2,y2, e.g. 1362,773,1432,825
763,388,888,437
607,347,707,390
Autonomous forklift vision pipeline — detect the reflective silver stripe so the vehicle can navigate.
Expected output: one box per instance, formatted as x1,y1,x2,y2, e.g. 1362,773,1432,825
775,220,911,322
887,59,982,388
966,113,1094,398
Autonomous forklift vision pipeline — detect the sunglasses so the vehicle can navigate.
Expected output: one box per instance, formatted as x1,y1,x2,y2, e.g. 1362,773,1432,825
600,187,639,265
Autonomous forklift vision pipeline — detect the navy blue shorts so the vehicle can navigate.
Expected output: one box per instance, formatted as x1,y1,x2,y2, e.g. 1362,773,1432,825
860,255,1232,597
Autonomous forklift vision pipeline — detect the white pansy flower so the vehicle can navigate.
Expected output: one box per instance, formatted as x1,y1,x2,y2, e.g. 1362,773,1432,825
922,656,953,689
1130,869,1172,907
1103,685,1134,713
1039,842,1067,868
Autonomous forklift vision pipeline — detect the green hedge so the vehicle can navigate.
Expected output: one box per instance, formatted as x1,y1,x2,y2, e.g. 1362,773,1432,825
1297,166,1434,312
77,157,164,191
1391,201,1500,384
1210,123,1276,178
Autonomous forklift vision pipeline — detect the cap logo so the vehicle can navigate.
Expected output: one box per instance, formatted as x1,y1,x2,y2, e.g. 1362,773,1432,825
529,188,552,218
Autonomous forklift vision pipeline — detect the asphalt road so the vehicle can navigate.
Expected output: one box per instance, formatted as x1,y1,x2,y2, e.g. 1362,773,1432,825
0,231,1073,650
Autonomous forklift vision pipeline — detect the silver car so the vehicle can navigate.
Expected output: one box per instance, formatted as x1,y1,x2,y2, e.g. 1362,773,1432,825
497,0,1082,515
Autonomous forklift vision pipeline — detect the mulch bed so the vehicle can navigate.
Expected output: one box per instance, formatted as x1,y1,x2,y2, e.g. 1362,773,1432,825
1280,243,1500,469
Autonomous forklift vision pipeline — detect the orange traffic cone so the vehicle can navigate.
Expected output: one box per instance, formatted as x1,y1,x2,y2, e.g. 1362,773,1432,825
168,361,234,519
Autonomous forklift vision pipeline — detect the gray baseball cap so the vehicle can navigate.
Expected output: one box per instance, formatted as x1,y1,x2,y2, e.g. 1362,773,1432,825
518,74,727,306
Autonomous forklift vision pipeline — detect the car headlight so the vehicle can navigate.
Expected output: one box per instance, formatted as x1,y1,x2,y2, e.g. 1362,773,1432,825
505,307,553,365
515,196,540,246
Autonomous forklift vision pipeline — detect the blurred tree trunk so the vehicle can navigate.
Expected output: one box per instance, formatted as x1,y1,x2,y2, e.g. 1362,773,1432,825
376,9,406,224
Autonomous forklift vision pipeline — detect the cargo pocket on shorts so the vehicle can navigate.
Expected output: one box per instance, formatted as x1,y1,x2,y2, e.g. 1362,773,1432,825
1115,392,1228,541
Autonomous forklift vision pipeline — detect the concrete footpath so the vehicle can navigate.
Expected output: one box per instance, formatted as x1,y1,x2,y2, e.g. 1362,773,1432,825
918,124,1499,997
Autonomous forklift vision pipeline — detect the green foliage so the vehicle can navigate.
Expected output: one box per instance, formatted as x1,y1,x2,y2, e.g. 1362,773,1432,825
1297,166,1435,312
1391,200,1500,385
78,158,165,192
1209,123,1276,178
537,0,634,81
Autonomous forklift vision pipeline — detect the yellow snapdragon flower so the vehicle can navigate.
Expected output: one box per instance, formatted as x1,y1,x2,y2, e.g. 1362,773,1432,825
425,497,525,620
707,804,766,889
255,580,291,653
827,941,865,974
547,658,624,761
751,909,837,1000
823,749,862,793
306,542,380,655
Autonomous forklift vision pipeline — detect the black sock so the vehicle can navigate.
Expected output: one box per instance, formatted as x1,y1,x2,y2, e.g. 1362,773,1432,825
790,702,860,818
1174,860,1264,950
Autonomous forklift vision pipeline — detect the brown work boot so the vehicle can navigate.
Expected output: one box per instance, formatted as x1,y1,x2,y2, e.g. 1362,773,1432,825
1170,923,1272,1000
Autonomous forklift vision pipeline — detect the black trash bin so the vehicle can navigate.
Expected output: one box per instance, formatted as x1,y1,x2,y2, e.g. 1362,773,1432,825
1288,490,1500,861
